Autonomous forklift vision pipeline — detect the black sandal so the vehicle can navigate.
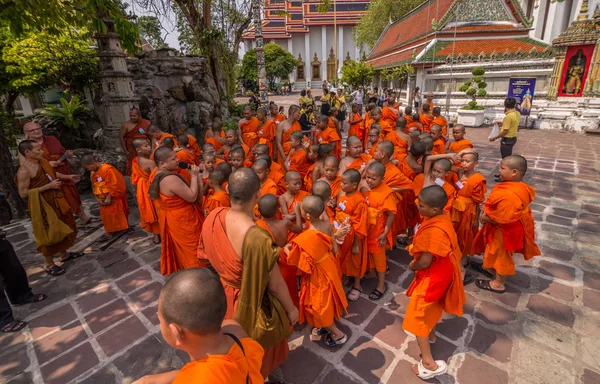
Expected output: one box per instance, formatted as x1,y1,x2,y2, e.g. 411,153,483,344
13,293,47,306
0,320,27,333
463,273,475,286
369,286,387,301
468,261,494,278
59,251,84,262
45,265,65,277
475,279,505,294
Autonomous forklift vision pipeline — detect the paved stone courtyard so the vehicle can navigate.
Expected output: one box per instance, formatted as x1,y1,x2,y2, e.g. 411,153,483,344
2,95,600,383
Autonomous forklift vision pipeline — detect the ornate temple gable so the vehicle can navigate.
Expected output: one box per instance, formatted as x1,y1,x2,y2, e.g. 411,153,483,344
437,0,533,30
552,1,600,46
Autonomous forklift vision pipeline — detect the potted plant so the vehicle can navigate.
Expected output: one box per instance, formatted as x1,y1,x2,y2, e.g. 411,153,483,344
457,66,487,127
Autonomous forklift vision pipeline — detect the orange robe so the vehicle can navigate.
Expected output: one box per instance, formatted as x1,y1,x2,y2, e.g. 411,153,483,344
322,176,342,200
269,169,287,196
432,116,448,136
364,112,374,146
176,149,199,166
198,208,289,378
288,229,348,327
240,116,260,149
205,190,231,215
303,162,319,193
413,175,456,216
384,130,409,162
404,114,414,124
277,122,302,168
346,154,372,174
451,173,486,256
124,118,151,176
432,139,446,155
288,149,310,179
365,141,379,157
153,132,177,150
258,119,277,157
348,112,365,143
364,183,397,272
172,337,264,384
403,214,465,337
224,143,250,161
205,130,225,151
473,182,541,276
448,139,474,154
286,190,310,242
186,134,202,157
335,193,368,278
131,158,159,235
398,158,416,181
384,162,416,235
377,119,394,137
316,127,342,159
406,120,423,134
28,159,77,256
92,164,129,233
382,107,399,126
419,113,433,132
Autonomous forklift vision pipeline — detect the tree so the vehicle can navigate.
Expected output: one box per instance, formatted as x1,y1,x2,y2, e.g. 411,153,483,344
380,64,414,86
459,66,487,110
241,43,297,90
340,60,375,89
137,15,167,49
353,0,424,50
174,5,201,55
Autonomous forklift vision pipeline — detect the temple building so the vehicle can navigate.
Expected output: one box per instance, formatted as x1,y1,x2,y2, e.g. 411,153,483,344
242,0,370,89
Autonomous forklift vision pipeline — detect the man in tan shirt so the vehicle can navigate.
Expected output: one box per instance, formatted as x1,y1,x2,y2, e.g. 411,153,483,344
490,97,520,181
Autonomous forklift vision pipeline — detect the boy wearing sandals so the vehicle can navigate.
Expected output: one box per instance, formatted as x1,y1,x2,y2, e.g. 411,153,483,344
284,196,349,347
403,185,465,380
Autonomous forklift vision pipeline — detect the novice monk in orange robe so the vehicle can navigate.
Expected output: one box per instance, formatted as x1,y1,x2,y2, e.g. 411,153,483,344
82,156,129,236
176,124,202,158
304,143,332,193
239,105,260,149
315,115,342,159
175,135,200,165
403,185,465,380
430,125,446,155
472,155,540,294
339,136,371,177
371,107,393,137
416,155,457,217
431,106,448,135
131,139,160,243
134,269,265,384
336,170,369,302
420,103,434,133
320,156,342,200
365,126,381,157
256,154,287,196
279,171,309,241
205,120,226,151
348,104,365,143
148,125,177,150
253,159,280,218
286,131,311,178
149,147,204,276
285,195,349,347
204,170,231,216
256,107,277,157
448,124,474,154
382,102,399,127
362,162,397,301
276,105,302,168
385,117,411,163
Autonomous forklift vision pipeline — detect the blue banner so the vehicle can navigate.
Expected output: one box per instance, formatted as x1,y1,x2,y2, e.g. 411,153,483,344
507,78,536,116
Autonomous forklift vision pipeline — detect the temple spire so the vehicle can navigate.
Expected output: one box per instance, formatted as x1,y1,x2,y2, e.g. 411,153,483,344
578,0,590,21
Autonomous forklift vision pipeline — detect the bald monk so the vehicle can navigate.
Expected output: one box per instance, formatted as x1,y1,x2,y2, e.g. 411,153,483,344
365,126,381,157
415,155,457,216
219,130,250,161
339,136,371,176
132,269,264,384
268,102,286,125
381,99,400,127
279,171,310,237
430,125,446,155
402,141,426,181
276,105,302,166
239,105,260,149
205,120,226,151
198,168,299,379
403,185,465,380
203,143,224,166
472,155,540,293
228,147,248,170
82,155,130,238
175,135,200,166
315,115,342,159
148,125,177,150
321,156,342,201
285,196,349,347
22,121,93,224
176,124,201,158
253,159,278,197
448,125,474,154
16,140,80,276
348,103,365,143
431,107,448,138
370,107,393,137
119,107,151,175
423,92,435,111
256,154,286,196
385,116,411,163
286,131,311,179
305,144,332,193
407,112,424,133
336,170,369,302
403,106,415,125
420,103,434,133
131,139,160,244
256,107,276,157
148,147,204,276
205,170,231,216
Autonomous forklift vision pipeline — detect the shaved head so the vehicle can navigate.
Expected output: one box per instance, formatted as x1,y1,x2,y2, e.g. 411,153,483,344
462,151,479,161
291,131,304,141
177,134,189,146
410,141,427,157
318,143,333,158
367,161,385,177
421,136,434,151
346,135,361,147
432,106,441,115
203,143,215,152
209,170,226,185
419,185,448,209
148,125,162,133
422,103,430,113
434,158,452,172
159,269,226,335
226,129,238,137
256,154,272,168
258,194,279,218
395,116,407,129
253,144,269,155
324,156,339,168
162,137,175,149
154,147,173,165
503,155,528,175
252,158,269,171
343,169,362,184
18,139,36,156
312,180,331,201
378,140,394,157
80,154,96,166
430,125,442,134
285,170,302,183
228,168,260,204
229,146,246,158
215,162,232,179
132,138,148,149
301,195,324,217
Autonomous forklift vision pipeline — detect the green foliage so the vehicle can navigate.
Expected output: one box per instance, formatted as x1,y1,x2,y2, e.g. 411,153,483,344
459,84,470,92
472,66,485,76
241,49,258,82
466,88,477,96
478,81,488,89
477,89,487,97
137,16,167,49
37,96,92,130
473,75,484,83
0,106,17,150
380,64,414,83
460,66,487,109
228,100,246,116
174,4,202,55
241,43,297,90
340,60,375,89
353,0,425,49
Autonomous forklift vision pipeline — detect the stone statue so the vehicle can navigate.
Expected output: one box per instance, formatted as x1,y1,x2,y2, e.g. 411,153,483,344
562,49,587,95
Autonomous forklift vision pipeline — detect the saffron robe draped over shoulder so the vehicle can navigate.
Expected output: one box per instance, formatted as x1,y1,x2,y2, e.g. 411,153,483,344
198,208,290,378
322,176,342,200
448,139,474,154
40,135,81,214
92,164,129,233
206,190,231,215
131,158,159,235
316,127,342,159
288,229,348,327
186,134,202,157
384,131,409,162
124,118,151,175
288,149,310,179
277,122,301,168
420,113,433,132
153,132,177,150
432,139,446,155
240,116,260,149
28,159,77,256
172,337,264,384
382,107,399,126
432,116,448,136
365,183,397,254
347,154,372,174
348,112,365,143
383,162,415,235
335,193,368,278
403,214,465,337
451,173,486,256
206,130,226,151
473,182,540,276
258,119,277,157
176,149,199,166
303,162,319,193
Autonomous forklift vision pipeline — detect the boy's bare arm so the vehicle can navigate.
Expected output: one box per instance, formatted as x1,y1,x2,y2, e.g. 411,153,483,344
409,252,434,271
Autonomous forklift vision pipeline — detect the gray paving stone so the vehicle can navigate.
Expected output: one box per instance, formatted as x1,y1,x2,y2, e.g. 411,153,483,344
280,346,327,384
342,336,395,384
364,308,407,349
40,342,99,384
475,301,517,326
0,346,29,382
95,315,148,357
513,342,575,384
457,354,508,384
467,324,513,363
527,294,575,328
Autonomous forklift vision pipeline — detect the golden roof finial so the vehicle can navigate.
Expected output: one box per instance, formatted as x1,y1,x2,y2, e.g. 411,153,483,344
578,0,590,21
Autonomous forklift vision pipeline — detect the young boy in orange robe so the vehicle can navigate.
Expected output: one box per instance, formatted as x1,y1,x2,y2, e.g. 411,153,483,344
430,125,446,155
286,131,311,178
205,120,226,151
285,195,349,347
385,117,411,163
415,155,457,216
316,115,342,159
304,143,332,193
131,139,160,244
419,103,434,133
253,159,279,197
312,180,336,224
256,107,277,157
371,107,393,137
279,171,310,239
133,269,264,384
320,156,342,200
448,125,474,153
239,105,260,149
148,125,177,150
228,147,247,170
431,107,448,135
365,126,381,157
161,137,192,184
219,130,250,162
336,170,369,302
471,155,540,293
203,143,224,166
204,170,231,216
339,136,371,176
328,108,341,134
348,103,365,143
175,135,200,166
176,124,201,157
403,185,465,380
362,162,397,301
82,155,130,237
256,153,286,196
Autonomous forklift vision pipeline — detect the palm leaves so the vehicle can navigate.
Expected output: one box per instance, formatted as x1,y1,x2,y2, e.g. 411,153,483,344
37,96,91,130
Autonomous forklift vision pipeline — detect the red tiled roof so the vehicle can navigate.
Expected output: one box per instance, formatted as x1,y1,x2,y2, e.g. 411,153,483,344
370,0,455,57
368,49,416,69
434,38,546,57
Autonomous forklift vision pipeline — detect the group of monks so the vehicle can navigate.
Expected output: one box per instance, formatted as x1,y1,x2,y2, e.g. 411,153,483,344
16,93,541,381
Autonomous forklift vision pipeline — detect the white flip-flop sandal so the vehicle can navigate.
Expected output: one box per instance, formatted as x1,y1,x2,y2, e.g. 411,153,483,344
416,360,447,380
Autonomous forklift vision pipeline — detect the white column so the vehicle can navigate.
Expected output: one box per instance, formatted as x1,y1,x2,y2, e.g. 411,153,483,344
550,2,567,42
338,25,344,68
18,96,34,115
543,1,558,43
322,26,327,81
287,38,295,82
287,38,293,53
305,33,311,87
530,0,543,39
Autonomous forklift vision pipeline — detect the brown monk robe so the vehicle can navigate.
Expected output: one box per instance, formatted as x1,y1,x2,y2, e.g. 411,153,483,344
16,140,79,276
198,168,299,379
131,139,161,244
119,107,151,176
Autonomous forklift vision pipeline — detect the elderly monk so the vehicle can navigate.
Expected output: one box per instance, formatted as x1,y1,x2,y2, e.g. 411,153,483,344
131,139,160,244
149,147,204,276
148,125,177,150
275,105,302,166
16,140,81,276
119,107,151,176
22,121,93,224
239,105,260,149
81,155,130,238
198,168,299,380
